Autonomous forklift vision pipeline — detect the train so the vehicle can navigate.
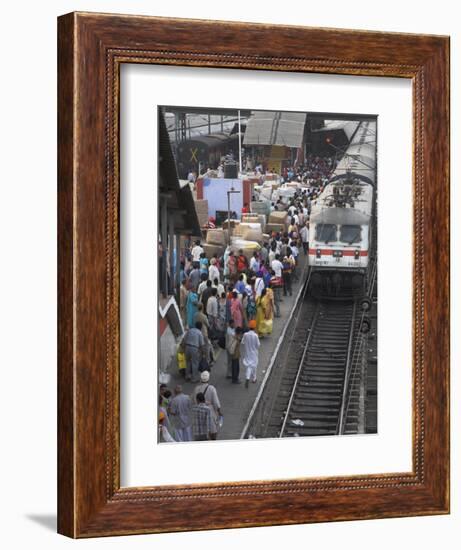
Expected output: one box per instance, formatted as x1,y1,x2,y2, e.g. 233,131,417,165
308,120,377,299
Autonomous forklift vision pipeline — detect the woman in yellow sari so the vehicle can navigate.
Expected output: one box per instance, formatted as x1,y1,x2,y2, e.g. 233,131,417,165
256,288,274,336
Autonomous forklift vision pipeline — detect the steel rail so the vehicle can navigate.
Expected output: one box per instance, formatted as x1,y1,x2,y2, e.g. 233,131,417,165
279,301,320,438
336,301,358,435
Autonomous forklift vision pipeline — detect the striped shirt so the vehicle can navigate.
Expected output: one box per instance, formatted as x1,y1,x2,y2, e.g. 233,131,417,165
191,403,212,438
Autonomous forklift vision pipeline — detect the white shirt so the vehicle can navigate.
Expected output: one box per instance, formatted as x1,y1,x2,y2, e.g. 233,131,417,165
254,277,265,297
250,257,260,272
241,331,260,368
226,326,236,350
197,280,208,296
191,245,204,262
206,295,218,317
214,282,225,297
208,264,220,282
300,226,309,243
271,259,283,278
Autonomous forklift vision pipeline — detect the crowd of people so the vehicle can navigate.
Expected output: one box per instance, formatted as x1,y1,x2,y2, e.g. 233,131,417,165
280,154,336,187
158,177,326,443
158,151,340,443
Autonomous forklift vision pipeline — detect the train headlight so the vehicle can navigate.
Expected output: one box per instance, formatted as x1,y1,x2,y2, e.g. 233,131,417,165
316,249,321,258
354,250,360,260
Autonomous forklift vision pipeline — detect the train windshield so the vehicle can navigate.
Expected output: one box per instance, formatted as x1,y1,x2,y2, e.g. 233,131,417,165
315,224,337,243
340,225,362,244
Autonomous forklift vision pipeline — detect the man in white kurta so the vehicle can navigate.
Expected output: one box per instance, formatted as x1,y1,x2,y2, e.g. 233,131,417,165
241,321,261,387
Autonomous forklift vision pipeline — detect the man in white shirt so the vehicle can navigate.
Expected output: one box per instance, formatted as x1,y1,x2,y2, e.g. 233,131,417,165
208,257,220,282
241,321,261,387
212,277,225,297
271,254,283,278
290,241,299,262
197,275,208,297
191,240,204,262
249,252,260,273
300,223,309,255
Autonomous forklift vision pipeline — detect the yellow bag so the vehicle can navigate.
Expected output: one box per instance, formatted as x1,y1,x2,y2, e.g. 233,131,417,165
177,351,186,371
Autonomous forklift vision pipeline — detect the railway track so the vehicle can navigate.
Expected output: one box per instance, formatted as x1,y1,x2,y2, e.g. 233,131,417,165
279,300,358,437
243,272,370,439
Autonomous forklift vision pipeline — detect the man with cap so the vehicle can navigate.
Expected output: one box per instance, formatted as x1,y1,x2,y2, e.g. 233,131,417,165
241,320,261,388
193,371,222,440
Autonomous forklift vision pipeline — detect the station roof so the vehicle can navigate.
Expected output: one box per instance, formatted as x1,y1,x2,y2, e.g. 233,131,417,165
158,110,201,235
243,111,307,147
319,120,361,140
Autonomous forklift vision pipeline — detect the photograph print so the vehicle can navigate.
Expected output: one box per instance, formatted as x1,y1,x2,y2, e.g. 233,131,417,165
157,106,377,444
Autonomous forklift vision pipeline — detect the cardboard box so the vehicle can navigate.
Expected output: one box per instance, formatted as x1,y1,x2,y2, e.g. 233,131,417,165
234,222,263,243
269,211,288,225
206,229,228,246
242,214,266,230
203,243,225,258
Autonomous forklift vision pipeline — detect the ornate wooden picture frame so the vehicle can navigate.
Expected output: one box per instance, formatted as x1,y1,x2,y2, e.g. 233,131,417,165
57,12,450,537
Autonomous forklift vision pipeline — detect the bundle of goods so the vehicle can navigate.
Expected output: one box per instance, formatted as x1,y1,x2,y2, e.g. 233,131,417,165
265,223,285,235
230,238,262,260
268,210,288,226
194,200,209,227
272,187,296,204
241,213,266,231
203,243,225,258
206,228,228,246
233,222,263,243
258,186,273,200
251,200,271,217
222,219,240,230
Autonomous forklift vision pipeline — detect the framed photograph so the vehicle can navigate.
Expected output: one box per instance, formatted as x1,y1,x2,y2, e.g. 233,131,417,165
58,12,450,537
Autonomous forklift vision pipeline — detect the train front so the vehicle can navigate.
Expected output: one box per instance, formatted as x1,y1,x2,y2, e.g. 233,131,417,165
308,120,376,298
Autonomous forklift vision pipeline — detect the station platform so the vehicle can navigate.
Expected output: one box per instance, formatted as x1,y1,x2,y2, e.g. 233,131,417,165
166,253,309,441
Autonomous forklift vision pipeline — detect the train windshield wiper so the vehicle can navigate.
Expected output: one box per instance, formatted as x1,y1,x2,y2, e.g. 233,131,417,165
340,225,361,244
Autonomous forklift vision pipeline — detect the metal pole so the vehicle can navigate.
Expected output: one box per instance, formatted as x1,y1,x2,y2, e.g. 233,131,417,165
238,109,242,175
227,190,231,245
